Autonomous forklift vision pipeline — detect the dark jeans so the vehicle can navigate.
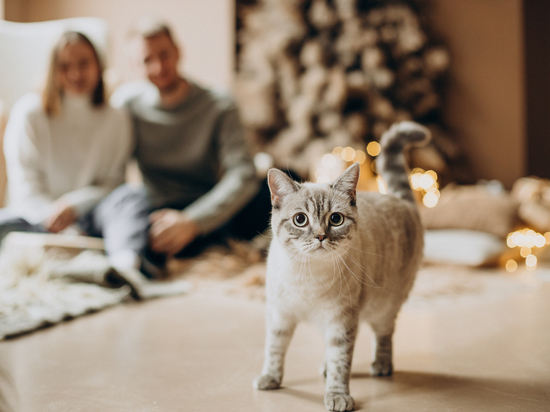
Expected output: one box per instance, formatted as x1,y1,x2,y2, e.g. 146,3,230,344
143,178,272,267
0,179,273,274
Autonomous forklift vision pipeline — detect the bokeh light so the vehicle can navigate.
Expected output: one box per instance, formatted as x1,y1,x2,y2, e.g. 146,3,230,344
505,259,518,272
366,141,381,157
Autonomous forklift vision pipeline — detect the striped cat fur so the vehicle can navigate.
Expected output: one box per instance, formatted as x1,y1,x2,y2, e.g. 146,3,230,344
254,121,430,412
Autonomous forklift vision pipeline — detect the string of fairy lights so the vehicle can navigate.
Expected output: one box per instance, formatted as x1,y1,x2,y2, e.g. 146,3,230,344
504,229,550,272
314,144,549,272
315,143,440,208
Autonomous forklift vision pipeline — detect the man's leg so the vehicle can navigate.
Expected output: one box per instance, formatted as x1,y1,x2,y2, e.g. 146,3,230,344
81,185,158,276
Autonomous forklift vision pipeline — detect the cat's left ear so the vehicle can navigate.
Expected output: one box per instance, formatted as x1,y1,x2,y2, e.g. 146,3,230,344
332,163,360,205
267,168,300,208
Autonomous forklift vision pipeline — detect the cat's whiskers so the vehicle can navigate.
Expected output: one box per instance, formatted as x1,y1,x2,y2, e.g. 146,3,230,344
335,251,381,290
345,244,388,260
341,250,381,288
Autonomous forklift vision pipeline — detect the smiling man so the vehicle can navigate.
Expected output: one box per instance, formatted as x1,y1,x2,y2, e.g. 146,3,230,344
111,21,266,274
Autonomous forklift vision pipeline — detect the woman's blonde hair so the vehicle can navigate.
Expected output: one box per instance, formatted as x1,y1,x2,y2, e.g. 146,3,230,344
42,31,105,117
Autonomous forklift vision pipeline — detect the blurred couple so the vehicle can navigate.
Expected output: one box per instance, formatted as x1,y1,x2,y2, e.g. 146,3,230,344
1,21,270,292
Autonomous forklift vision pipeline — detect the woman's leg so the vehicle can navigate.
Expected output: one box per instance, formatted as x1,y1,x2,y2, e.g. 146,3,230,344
0,208,47,244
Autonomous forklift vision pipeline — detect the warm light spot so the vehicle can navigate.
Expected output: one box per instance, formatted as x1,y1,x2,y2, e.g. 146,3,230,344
525,254,537,268
377,175,387,194
419,174,435,190
332,146,344,157
366,141,381,157
410,173,423,190
520,246,532,258
426,170,438,182
545,232,550,244
321,154,337,168
536,234,546,248
411,168,425,175
505,259,517,272
426,187,440,199
354,150,367,164
525,230,537,248
506,234,516,248
316,175,331,184
422,191,439,208
341,147,356,162
515,233,526,247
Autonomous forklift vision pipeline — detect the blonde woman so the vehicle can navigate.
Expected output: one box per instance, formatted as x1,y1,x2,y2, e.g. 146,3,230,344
1,31,139,266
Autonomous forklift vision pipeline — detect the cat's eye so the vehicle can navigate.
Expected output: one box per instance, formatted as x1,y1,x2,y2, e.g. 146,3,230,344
293,213,308,227
329,213,344,226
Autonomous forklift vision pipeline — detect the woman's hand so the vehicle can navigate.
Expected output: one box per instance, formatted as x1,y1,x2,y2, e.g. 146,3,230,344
45,201,77,233
149,209,200,256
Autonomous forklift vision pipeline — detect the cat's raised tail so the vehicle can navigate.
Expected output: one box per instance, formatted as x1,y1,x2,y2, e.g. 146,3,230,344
377,121,431,203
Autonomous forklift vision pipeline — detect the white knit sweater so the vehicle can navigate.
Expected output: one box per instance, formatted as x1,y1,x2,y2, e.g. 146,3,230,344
3,93,133,224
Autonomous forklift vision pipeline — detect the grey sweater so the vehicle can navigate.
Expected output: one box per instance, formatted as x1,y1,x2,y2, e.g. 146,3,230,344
112,80,259,235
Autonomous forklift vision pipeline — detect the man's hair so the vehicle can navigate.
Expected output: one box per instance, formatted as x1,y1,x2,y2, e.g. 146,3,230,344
42,31,105,117
131,19,177,45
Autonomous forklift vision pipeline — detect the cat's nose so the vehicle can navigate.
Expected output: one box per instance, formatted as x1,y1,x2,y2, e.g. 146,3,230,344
316,234,327,242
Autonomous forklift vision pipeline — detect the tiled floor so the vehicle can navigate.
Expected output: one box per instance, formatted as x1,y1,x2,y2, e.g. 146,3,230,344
1,277,549,411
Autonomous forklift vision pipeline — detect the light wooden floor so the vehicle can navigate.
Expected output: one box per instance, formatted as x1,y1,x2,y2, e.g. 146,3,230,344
1,275,549,411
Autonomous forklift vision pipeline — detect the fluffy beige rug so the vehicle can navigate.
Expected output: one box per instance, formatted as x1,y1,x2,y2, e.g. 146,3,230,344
1,235,545,340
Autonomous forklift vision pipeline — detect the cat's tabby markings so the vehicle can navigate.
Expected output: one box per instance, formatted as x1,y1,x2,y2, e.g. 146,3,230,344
254,121,430,412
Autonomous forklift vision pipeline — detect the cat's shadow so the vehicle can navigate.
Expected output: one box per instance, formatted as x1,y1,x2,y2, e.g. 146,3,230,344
279,371,548,411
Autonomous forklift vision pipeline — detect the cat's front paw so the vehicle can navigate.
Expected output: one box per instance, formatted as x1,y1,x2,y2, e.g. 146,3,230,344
324,392,355,411
370,358,393,376
253,374,281,390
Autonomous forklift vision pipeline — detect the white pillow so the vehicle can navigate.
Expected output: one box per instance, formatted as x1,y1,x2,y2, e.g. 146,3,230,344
423,229,506,266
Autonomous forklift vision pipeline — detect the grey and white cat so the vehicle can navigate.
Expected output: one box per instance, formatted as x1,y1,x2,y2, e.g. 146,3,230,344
253,121,430,411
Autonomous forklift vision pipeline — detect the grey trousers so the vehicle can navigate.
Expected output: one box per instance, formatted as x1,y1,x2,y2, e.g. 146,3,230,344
0,185,151,259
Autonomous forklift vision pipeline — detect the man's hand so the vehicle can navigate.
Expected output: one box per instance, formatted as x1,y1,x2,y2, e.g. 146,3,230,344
149,209,200,256
44,201,77,233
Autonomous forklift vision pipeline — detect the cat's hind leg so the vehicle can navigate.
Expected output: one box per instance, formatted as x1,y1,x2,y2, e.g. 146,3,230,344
253,310,297,390
369,320,394,377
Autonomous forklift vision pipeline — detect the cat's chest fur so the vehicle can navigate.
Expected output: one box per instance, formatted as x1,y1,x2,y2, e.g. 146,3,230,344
266,240,365,324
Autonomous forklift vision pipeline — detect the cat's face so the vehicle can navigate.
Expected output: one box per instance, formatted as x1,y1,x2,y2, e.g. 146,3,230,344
268,164,360,257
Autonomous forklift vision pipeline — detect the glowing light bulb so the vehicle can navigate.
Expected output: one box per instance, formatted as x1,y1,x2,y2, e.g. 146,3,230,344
419,174,435,190
505,259,517,272
354,150,367,164
520,246,532,258
422,191,439,208
525,254,537,268
341,147,356,162
366,141,381,157
426,170,438,181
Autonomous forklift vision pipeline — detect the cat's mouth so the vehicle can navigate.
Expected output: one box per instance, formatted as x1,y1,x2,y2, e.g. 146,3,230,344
313,242,329,252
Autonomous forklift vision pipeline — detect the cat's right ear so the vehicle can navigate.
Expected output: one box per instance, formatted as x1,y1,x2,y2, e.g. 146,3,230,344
267,169,299,208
